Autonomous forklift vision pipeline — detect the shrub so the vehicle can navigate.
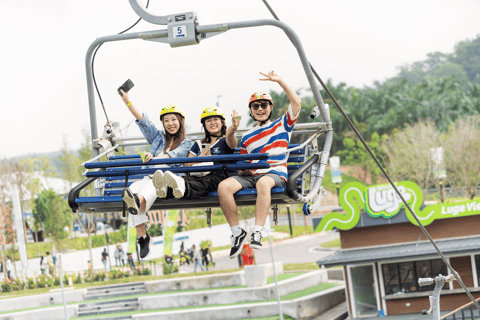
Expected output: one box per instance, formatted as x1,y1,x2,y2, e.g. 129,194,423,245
37,275,48,288
163,264,178,275
46,276,54,287
73,273,82,284
94,272,106,282
27,277,36,289
54,276,60,286
11,278,25,291
109,269,123,279
143,268,151,276
1,280,12,292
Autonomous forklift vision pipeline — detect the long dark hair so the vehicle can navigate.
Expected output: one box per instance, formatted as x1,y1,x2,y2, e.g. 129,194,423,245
162,113,186,152
201,118,227,144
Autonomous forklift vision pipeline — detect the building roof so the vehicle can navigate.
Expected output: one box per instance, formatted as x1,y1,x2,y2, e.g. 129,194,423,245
316,235,480,268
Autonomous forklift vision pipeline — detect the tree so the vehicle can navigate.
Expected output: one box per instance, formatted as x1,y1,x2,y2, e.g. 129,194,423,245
337,132,387,185
381,121,439,193
0,160,12,268
443,115,480,199
34,189,73,252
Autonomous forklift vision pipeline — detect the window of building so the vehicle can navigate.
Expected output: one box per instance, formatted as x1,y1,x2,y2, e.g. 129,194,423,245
382,259,446,295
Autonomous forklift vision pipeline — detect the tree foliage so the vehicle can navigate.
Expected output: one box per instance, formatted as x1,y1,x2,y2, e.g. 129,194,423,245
33,189,73,250
443,115,480,199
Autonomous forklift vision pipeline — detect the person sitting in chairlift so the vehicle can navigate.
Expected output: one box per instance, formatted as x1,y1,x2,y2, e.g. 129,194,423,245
118,89,193,259
217,71,302,259
152,106,240,200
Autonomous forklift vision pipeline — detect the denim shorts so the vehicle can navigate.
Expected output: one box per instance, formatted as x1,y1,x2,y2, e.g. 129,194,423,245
231,173,286,189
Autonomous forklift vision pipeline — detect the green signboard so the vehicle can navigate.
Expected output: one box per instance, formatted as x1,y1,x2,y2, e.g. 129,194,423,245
315,180,480,232
163,210,179,256
126,213,138,254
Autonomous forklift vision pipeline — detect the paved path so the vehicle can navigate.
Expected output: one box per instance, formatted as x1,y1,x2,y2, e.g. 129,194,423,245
179,230,340,273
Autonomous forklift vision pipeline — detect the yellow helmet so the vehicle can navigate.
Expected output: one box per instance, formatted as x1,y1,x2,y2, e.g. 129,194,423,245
200,106,225,123
160,105,185,119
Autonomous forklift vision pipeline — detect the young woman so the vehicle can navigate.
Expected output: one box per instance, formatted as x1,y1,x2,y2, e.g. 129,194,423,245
118,89,193,259
153,106,240,200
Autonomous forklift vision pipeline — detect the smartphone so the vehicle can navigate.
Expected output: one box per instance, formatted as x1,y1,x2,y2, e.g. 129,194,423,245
118,79,134,96
201,143,210,154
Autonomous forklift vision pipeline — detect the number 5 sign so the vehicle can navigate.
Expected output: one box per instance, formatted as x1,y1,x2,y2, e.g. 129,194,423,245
175,25,186,38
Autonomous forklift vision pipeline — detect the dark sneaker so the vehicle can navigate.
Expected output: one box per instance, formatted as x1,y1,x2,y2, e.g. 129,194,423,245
250,231,263,249
229,229,248,259
122,188,140,215
137,234,152,259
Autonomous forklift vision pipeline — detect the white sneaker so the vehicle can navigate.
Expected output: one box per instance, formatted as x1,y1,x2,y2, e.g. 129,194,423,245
153,170,167,198
164,171,185,199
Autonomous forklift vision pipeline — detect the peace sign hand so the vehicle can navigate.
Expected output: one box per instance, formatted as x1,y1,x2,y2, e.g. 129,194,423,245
259,71,282,83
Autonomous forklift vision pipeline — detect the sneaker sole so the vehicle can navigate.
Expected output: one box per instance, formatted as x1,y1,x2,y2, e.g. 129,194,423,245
122,189,138,215
139,236,153,259
229,233,248,259
152,171,167,198
164,172,184,199
250,243,263,250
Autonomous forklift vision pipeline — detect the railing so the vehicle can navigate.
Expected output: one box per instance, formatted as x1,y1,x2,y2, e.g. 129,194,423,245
441,298,480,320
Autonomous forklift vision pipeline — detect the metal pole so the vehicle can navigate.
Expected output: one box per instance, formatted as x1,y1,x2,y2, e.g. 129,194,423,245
286,206,293,236
58,255,69,320
266,228,283,320
105,228,111,271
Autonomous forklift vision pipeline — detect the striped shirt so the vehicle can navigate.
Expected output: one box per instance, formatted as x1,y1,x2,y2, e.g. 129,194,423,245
240,104,298,181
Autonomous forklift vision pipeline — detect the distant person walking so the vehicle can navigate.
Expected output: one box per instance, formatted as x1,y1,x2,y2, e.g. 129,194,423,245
5,256,12,280
46,252,55,276
193,245,205,272
114,244,121,266
40,256,48,275
101,249,109,272
118,245,126,266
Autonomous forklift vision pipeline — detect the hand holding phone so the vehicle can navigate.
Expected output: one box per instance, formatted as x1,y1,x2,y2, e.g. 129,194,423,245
201,143,210,155
118,79,134,96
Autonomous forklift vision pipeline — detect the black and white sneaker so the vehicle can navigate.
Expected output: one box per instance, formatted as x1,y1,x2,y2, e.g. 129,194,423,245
137,233,152,259
229,229,248,259
164,171,185,199
250,231,263,249
122,188,140,215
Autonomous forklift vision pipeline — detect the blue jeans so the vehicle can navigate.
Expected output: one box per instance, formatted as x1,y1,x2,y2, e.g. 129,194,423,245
194,258,205,272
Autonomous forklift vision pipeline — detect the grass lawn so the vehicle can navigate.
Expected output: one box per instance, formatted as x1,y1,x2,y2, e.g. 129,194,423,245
319,239,340,248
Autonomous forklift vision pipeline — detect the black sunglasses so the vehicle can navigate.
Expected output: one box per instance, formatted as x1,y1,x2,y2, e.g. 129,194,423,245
250,102,270,110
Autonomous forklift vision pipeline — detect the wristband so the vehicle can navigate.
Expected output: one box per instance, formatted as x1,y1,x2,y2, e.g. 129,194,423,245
127,102,132,107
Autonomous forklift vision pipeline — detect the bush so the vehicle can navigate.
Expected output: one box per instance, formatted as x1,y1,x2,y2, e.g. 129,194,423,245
73,273,82,284
53,276,60,286
11,278,25,291
1,280,12,292
163,264,178,275
46,276,54,287
37,275,48,288
109,269,123,279
94,272,106,282
27,277,36,289
135,267,151,276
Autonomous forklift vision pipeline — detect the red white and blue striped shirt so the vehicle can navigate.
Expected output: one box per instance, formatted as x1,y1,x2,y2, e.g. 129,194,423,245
240,105,298,181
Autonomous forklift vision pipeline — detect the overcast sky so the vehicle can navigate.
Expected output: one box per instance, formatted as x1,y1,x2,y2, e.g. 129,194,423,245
1,0,479,159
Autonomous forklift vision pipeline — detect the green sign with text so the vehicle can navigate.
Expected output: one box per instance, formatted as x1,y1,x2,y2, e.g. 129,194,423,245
315,181,480,232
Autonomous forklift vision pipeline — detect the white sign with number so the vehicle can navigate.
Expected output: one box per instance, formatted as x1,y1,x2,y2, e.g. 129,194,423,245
174,25,187,38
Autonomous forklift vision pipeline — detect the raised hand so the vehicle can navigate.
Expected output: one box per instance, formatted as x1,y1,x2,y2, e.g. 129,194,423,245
118,89,131,105
259,71,283,83
231,109,241,129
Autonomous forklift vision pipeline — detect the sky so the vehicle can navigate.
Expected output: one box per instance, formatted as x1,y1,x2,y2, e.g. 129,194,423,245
1,0,479,159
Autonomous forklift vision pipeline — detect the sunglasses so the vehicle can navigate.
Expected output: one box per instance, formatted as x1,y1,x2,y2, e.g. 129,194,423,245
250,102,270,110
